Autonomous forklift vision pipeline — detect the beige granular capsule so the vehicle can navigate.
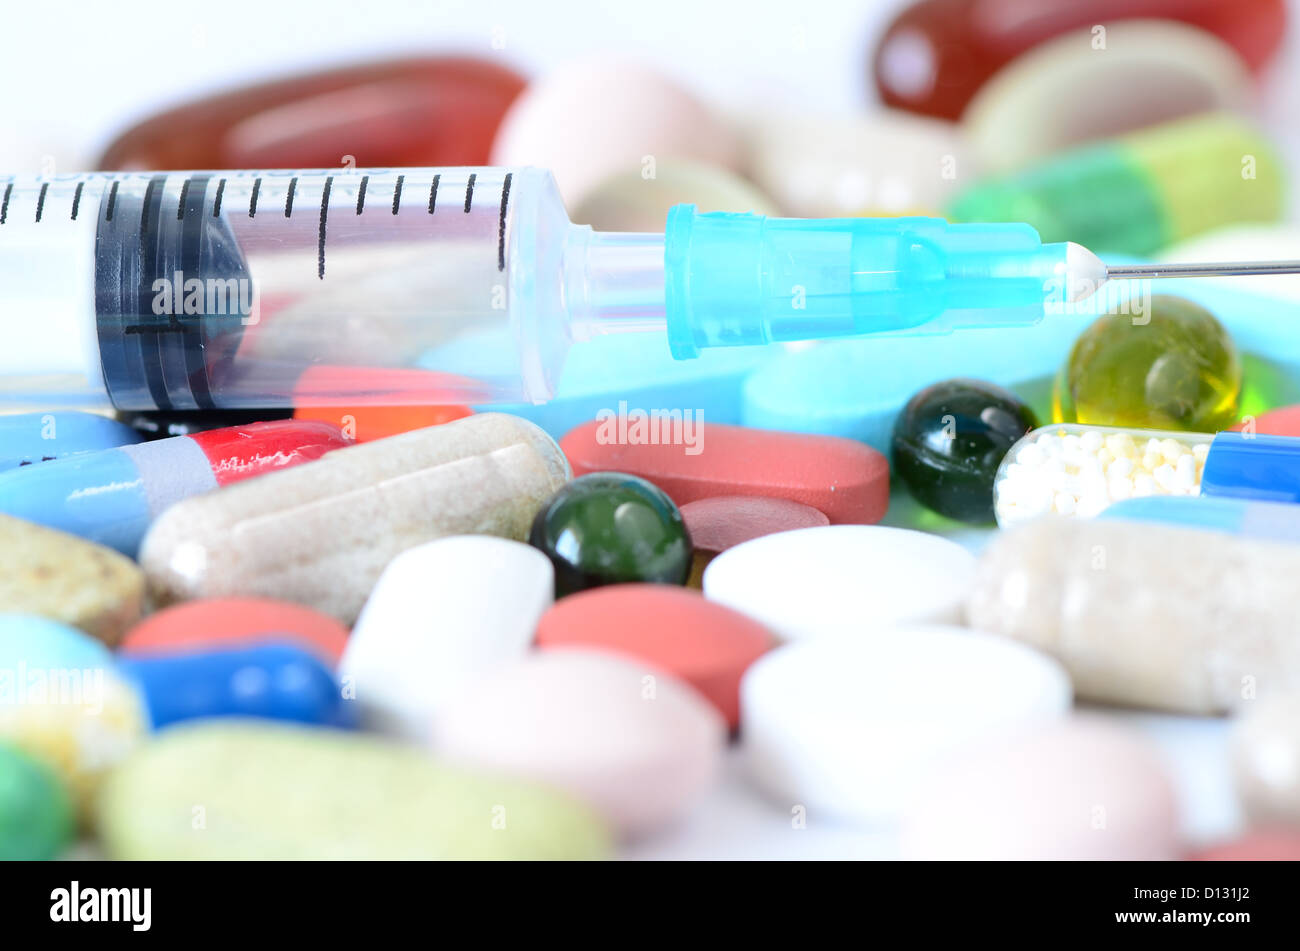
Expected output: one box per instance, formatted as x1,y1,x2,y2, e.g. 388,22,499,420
966,517,1300,714
0,513,143,645
139,413,571,623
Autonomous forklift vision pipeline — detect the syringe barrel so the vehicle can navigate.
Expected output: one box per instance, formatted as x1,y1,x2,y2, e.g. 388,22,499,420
0,168,576,410
663,207,1069,358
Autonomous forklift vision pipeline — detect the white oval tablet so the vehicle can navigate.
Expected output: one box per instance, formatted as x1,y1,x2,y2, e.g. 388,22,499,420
431,648,726,838
703,525,977,640
740,624,1071,823
963,20,1249,173
340,535,553,740
899,718,1179,860
744,108,971,217
490,58,739,208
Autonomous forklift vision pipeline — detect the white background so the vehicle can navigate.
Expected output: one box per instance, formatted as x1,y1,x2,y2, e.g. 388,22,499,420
3,0,1298,179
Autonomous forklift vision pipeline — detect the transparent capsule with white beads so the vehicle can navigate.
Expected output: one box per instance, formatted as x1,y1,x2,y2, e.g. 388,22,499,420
994,424,1220,526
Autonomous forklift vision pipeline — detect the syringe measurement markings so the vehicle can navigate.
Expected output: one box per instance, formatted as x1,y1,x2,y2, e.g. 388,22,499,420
212,179,226,218
497,172,512,272
176,178,191,220
285,177,298,217
318,175,332,280
140,177,160,231
392,174,404,214
104,181,119,221
428,174,440,214
0,183,11,225
464,173,476,212
248,178,262,218
356,175,368,214
70,181,84,221
34,183,48,223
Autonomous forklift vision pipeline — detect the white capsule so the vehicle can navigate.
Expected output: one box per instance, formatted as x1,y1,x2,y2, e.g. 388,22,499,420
1174,454,1197,489
1132,474,1157,497
1193,442,1211,461
1079,430,1103,453
1107,457,1134,479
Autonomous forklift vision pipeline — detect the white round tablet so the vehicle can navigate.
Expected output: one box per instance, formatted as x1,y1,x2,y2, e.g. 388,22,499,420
702,525,977,640
899,718,1179,860
740,624,1071,824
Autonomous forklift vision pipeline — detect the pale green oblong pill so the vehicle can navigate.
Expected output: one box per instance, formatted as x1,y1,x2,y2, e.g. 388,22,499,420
95,721,612,860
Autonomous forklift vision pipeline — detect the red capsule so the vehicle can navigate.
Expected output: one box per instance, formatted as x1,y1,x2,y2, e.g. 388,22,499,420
873,0,1286,121
98,56,527,170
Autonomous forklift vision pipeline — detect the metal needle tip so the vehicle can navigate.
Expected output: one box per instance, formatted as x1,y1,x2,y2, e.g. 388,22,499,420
1105,260,1300,280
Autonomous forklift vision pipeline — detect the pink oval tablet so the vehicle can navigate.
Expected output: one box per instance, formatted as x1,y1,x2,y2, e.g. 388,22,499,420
119,597,350,665
1234,405,1300,437
899,719,1179,860
680,496,829,556
560,420,889,524
534,584,774,728
1189,831,1300,860
431,648,726,838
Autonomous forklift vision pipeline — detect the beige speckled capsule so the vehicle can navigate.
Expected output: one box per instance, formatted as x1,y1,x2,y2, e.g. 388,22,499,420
139,413,570,623
966,517,1300,714
0,513,143,645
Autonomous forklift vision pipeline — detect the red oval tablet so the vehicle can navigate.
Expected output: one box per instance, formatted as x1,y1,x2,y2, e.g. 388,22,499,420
560,420,889,524
119,597,350,665
534,584,774,728
680,496,829,555
1234,405,1300,437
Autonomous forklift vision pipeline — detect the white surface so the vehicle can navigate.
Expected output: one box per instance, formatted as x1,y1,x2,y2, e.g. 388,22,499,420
703,524,977,639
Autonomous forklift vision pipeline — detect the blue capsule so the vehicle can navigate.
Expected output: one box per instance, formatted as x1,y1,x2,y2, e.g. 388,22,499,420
118,642,355,730
0,412,141,472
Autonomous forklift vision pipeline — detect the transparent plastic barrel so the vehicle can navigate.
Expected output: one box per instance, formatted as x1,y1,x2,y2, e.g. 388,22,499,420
0,167,574,410
993,423,1213,525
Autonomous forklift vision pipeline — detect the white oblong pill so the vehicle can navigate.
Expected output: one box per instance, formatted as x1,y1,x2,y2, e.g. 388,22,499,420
702,525,976,640
739,624,1070,824
341,535,554,741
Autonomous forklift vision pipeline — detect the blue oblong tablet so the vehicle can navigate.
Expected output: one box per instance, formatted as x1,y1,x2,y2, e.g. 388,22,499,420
0,411,142,472
118,642,354,730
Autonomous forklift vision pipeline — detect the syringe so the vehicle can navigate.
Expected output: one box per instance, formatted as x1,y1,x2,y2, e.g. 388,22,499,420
1,166,1297,410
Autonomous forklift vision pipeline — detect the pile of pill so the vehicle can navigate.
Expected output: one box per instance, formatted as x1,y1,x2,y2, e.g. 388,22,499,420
6,0,1300,865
